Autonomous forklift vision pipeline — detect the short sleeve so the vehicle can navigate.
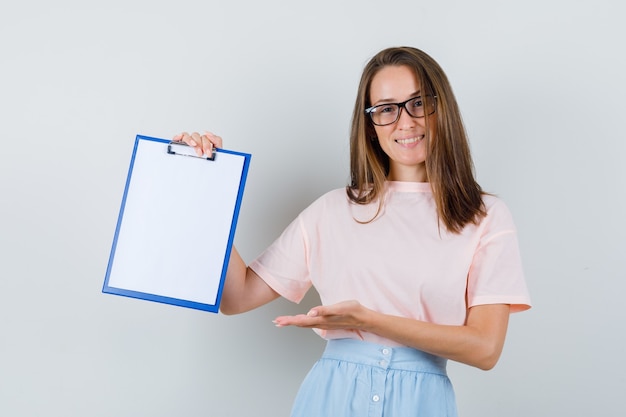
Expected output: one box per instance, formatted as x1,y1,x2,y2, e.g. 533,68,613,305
467,199,532,313
249,215,312,303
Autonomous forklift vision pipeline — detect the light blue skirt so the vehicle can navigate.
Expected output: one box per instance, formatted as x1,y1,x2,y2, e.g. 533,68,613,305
290,339,458,417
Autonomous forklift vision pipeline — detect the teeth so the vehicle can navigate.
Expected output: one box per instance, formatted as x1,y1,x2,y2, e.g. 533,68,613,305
396,136,423,144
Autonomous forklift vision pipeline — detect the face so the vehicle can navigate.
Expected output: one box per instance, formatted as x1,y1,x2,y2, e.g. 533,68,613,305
368,65,436,182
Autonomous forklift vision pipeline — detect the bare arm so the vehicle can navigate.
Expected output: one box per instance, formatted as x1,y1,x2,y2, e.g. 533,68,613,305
366,303,510,370
273,302,510,370
219,246,280,315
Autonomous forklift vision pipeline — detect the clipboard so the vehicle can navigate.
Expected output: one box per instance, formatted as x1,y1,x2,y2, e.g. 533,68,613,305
103,134,251,313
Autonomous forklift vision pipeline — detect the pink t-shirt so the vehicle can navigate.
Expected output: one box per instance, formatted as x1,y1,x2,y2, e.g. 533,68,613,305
250,181,531,346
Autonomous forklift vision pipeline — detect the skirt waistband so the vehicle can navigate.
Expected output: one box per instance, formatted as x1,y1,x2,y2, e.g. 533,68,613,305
322,339,448,376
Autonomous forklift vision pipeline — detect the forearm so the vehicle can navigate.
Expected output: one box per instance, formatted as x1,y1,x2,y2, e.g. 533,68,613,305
363,304,510,370
276,301,511,370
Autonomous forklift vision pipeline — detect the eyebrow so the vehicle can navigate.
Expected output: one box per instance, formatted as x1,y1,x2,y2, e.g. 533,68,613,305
371,90,422,106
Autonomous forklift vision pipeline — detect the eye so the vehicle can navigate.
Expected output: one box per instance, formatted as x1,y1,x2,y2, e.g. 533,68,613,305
411,97,424,108
378,104,397,114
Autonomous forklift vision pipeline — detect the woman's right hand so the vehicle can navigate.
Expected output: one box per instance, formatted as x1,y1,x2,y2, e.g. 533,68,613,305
173,131,223,157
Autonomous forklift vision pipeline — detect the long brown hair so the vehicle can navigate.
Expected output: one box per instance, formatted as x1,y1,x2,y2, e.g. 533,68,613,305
347,46,486,233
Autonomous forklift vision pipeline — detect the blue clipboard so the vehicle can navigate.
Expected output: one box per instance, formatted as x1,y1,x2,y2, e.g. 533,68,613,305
103,134,251,313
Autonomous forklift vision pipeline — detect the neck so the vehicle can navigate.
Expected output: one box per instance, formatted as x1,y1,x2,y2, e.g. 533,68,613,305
387,164,428,182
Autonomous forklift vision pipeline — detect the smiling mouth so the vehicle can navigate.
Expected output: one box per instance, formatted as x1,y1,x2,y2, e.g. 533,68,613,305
395,135,424,144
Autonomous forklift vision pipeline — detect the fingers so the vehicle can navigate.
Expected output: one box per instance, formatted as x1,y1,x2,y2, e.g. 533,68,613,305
307,301,356,317
273,314,315,328
307,308,321,317
173,131,223,157
204,131,223,148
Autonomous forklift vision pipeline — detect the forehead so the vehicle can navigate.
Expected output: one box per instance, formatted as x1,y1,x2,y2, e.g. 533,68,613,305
369,65,421,103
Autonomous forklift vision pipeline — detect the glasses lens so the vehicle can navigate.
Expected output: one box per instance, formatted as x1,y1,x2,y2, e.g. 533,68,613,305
405,97,425,118
370,104,399,126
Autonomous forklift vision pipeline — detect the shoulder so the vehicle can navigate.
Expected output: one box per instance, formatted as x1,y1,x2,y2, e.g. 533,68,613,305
482,194,513,216
479,194,518,235
303,187,350,212
294,187,353,227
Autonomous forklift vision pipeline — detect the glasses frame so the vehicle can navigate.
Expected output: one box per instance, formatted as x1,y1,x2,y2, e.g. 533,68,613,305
365,95,437,126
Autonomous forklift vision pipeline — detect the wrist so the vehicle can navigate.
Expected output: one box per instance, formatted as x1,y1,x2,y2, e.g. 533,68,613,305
358,305,379,333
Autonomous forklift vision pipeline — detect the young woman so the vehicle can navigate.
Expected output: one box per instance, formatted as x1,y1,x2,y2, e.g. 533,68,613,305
175,46,531,417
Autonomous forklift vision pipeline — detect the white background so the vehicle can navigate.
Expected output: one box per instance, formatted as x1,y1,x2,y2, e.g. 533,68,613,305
1,1,624,416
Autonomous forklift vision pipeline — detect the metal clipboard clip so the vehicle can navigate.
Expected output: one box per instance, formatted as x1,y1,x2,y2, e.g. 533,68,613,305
167,140,217,161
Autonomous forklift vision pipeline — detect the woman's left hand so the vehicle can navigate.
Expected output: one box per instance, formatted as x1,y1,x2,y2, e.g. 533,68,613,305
275,300,511,370
273,300,371,332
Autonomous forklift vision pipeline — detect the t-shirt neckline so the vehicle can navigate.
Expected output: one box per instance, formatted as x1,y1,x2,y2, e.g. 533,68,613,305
385,181,432,193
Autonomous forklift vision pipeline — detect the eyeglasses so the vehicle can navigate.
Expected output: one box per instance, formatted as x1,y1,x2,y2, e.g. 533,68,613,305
365,95,437,126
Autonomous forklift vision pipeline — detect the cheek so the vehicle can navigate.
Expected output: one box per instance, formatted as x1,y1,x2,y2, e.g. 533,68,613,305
373,125,392,140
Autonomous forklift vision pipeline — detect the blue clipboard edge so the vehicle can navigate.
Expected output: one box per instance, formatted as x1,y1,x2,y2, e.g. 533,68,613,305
102,134,252,313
